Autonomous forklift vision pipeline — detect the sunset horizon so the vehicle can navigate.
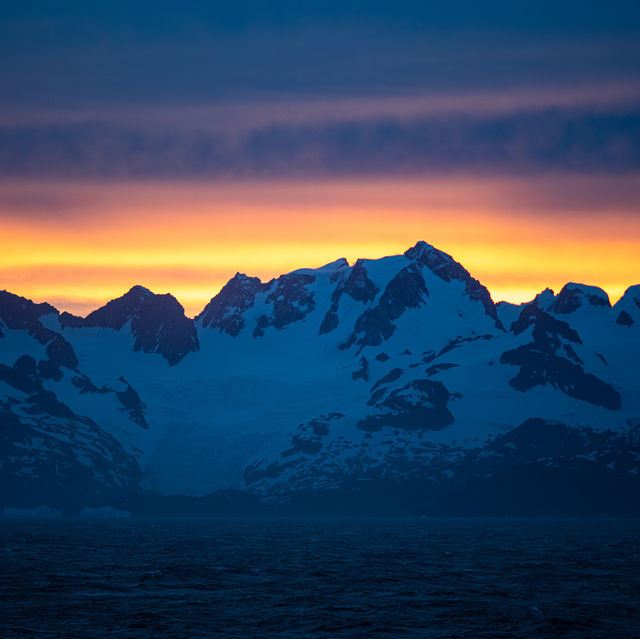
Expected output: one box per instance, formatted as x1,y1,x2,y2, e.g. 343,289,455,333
2,3,639,319
3,173,639,317
6,230,638,319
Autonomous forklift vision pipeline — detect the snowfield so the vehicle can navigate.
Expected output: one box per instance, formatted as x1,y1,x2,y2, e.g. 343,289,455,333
1,241,639,511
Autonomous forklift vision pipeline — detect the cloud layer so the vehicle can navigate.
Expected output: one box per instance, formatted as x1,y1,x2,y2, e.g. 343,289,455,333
1,101,639,179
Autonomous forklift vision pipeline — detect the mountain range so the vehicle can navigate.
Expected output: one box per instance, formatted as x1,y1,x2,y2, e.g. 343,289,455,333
1,241,639,516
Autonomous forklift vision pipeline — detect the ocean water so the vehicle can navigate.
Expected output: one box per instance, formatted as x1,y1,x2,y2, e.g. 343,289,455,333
1,518,639,638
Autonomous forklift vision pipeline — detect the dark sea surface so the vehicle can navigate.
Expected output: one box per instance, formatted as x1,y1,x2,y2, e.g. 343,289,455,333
1,518,639,638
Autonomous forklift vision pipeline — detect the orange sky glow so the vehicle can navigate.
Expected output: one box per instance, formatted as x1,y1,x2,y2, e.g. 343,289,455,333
1,176,639,317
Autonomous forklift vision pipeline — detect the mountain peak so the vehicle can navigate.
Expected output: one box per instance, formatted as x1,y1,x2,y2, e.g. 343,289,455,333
532,288,555,310
197,273,265,336
231,272,259,283
551,283,610,314
67,286,198,365
84,287,159,330
0,290,59,323
613,284,640,327
404,241,498,322
404,240,439,261
315,257,350,273
126,285,153,298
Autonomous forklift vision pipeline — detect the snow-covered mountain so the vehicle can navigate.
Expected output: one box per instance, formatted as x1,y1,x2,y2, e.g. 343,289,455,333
1,241,639,515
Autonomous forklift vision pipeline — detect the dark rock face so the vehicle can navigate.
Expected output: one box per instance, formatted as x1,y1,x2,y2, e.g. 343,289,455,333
269,274,316,328
244,413,345,485
502,305,621,410
252,314,270,338
253,273,316,337
71,372,149,429
116,377,149,429
0,349,144,510
38,358,63,382
352,357,369,381
493,418,592,459
343,263,429,350
358,378,454,432
243,457,298,485
0,290,57,332
319,282,344,336
241,408,640,515
25,389,78,419
58,311,84,328
77,286,199,365
551,284,610,314
343,260,379,303
0,358,41,396
72,285,149,330
551,288,582,314
3,348,150,436
318,260,379,335
511,304,581,347
370,368,403,394
406,241,498,321
0,291,79,370
46,334,79,369
425,362,458,377
1,356,84,421
318,307,339,335
13,354,38,378
459,417,640,483
427,418,640,516
0,401,142,511
617,310,634,327
197,273,265,337
501,347,621,409
319,260,380,335
71,374,109,395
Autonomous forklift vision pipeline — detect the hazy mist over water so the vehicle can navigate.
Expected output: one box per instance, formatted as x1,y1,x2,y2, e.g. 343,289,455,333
1,518,639,638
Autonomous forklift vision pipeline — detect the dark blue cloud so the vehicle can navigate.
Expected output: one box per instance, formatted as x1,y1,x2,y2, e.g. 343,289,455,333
1,1,639,180
1,2,640,105
4,1,640,33
1,106,638,178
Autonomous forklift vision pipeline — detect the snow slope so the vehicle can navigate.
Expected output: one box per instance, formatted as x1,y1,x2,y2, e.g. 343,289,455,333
1,241,639,511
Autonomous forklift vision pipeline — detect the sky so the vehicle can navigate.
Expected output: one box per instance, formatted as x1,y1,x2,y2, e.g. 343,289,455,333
1,1,639,317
